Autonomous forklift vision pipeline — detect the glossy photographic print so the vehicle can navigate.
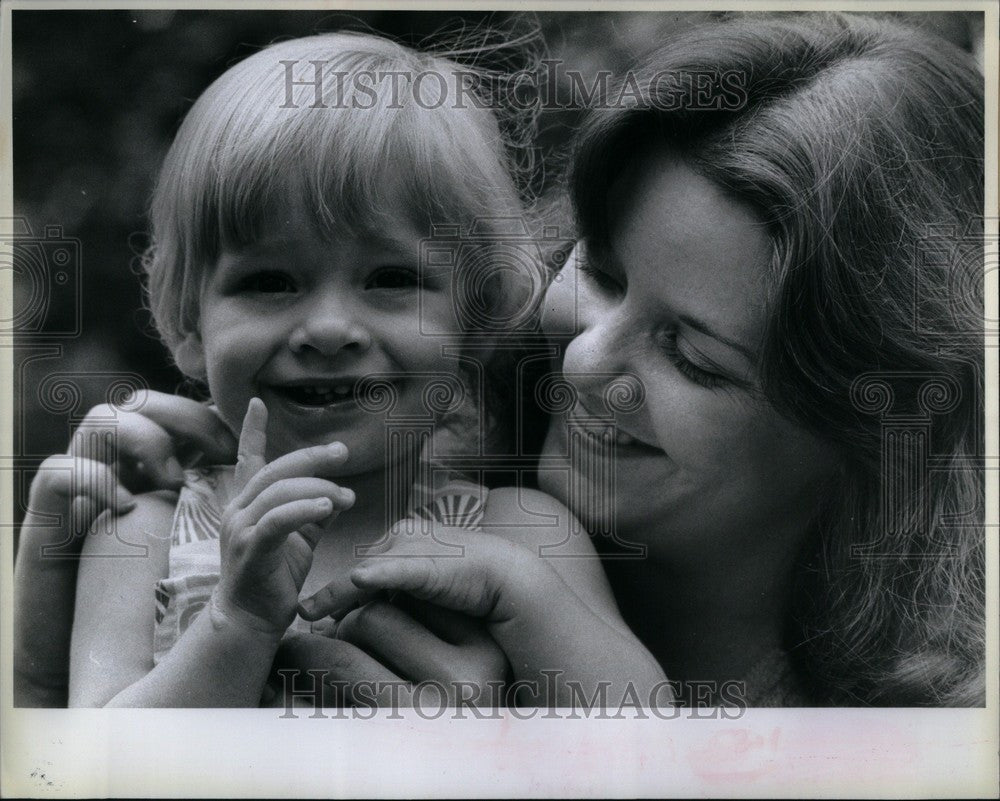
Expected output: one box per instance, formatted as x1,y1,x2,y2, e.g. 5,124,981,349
1,2,997,797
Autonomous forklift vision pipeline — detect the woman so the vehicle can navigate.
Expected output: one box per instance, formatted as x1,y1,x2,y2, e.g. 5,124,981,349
541,12,986,705
15,12,986,706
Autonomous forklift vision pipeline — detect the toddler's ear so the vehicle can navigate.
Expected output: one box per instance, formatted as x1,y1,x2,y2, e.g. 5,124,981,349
173,334,207,379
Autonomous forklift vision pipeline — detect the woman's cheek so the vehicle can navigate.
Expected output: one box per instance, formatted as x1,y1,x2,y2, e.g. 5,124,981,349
647,382,752,465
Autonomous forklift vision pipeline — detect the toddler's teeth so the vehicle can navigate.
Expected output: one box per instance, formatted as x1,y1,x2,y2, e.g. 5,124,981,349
283,383,358,406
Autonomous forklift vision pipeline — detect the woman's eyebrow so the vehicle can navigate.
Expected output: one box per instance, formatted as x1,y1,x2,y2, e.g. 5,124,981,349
677,313,756,360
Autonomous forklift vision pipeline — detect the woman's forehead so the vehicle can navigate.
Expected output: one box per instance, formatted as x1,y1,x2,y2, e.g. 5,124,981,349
607,152,771,347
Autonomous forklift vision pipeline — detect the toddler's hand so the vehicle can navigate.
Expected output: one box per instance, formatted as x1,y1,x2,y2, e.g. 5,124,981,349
213,398,355,636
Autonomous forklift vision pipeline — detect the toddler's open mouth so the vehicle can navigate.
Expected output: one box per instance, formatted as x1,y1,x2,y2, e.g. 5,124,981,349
265,377,405,412
275,383,356,407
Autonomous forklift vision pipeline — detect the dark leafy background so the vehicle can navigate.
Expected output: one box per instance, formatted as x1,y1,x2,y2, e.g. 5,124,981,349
10,9,981,530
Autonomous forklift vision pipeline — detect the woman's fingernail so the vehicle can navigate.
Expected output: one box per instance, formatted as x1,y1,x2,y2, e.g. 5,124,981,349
165,456,185,484
328,442,346,456
338,487,355,505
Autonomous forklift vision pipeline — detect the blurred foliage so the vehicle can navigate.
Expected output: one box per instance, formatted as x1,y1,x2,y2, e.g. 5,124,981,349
10,9,982,525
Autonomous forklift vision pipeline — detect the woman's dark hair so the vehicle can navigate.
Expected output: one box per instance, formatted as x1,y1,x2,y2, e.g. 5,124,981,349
570,12,985,705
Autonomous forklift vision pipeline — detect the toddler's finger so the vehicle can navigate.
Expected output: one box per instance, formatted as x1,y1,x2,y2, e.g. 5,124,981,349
243,497,334,555
296,522,328,551
235,475,353,515
235,398,268,487
235,442,349,504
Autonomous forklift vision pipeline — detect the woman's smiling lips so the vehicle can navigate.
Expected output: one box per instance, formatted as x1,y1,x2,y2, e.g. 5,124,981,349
565,399,664,457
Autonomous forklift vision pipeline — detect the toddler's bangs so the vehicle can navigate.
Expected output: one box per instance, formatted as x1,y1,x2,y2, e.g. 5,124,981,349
147,32,531,352
165,34,521,260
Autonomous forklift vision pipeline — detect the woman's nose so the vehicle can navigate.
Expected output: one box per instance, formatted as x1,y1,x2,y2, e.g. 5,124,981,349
563,312,627,380
288,296,372,356
541,245,584,342
545,250,627,378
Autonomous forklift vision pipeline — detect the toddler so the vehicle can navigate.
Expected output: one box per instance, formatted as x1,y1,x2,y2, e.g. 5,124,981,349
64,32,662,708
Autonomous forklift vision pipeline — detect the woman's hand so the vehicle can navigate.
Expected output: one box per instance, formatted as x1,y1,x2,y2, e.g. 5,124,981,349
75,389,237,487
297,521,670,708
335,595,509,706
298,521,543,626
14,391,236,706
213,398,355,635
270,600,509,710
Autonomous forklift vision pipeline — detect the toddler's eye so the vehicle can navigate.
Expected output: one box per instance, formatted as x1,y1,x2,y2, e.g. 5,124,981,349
366,267,420,290
243,271,295,294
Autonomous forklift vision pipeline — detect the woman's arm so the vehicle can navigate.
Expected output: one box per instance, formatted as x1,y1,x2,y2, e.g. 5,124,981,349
299,489,669,707
331,532,668,706
480,486,625,630
480,486,667,701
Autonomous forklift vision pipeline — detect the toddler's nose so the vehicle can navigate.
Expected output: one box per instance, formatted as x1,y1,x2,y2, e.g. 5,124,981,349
288,301,372,356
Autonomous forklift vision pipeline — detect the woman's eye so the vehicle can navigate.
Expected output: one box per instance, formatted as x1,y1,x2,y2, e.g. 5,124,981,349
366,267,421,290
577,253,624,294
242,271,295,294
659,331,727,390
